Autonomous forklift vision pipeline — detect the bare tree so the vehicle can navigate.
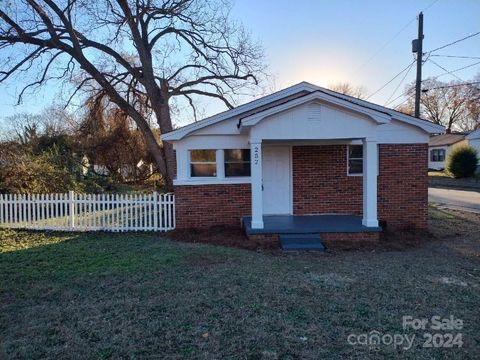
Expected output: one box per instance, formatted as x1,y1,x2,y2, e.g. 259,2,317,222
0,0,265,189
78,93,154,182
328,82,367,99
395,78,480,132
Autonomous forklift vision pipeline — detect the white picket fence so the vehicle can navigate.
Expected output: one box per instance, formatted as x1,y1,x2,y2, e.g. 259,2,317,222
0,192,175,232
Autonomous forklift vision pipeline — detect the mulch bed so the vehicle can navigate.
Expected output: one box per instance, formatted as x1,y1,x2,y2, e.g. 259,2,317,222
166,225,436,252
166,226,280,250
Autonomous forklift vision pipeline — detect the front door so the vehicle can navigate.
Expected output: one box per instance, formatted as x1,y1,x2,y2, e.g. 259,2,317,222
262,146,291,215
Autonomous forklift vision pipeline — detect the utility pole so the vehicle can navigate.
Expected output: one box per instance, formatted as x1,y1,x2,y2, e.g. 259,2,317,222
413,11,424,118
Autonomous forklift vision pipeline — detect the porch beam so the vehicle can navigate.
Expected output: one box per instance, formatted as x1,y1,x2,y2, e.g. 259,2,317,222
250,140,264,229
362,138,379,227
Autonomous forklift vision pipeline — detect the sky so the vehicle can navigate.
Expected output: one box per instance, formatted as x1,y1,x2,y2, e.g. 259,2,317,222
1,0,479,125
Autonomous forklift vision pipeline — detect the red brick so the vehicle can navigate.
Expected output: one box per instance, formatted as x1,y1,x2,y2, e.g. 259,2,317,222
174,184,251,229
292,145,362,215
174,144,428,232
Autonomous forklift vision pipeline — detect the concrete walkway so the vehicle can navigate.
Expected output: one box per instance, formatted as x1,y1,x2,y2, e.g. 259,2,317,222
429,187,480,214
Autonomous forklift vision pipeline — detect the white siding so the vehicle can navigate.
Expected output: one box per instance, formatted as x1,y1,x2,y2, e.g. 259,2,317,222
468,139,480,158
251,102,377,141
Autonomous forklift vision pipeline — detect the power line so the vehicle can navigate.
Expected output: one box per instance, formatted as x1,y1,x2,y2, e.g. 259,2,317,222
366,60,416,100
427,31,480,53
428,59,464,82
429,60,480,80
430,54,480,60
390,91,415,110
384,54,428,108
387,90,412,108
350,0,439,77
423,81,480,91
387,80,480,109
384,61,416,106
351,20,416,77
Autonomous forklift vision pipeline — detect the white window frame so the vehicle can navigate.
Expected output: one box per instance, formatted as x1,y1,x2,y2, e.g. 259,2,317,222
430,148,445,162
189,149,217,178
224,149,251,178
183,149,252,184
347,144,364,176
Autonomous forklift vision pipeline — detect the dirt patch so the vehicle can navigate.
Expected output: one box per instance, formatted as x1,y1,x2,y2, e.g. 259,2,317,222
166,226,279,250
378,228,436,251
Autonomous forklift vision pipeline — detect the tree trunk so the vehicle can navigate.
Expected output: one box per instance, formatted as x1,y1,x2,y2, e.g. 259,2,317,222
127,109,173,190
158,96,175,192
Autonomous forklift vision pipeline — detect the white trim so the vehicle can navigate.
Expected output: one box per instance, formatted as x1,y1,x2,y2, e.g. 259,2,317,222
224,149,251,178
250,140,264,229
289,145,294,215
216,149,225,179
174,178,251,186
162,82,444,141
162,82,315,141
188,149,217,178
362,139,379,228
241,93,391,128
347,144,364,176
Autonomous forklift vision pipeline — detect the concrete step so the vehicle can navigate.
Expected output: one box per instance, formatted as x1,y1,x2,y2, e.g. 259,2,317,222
280,233,324,251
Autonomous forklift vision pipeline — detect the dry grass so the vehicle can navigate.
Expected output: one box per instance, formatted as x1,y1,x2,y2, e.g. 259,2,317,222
1,208,479,359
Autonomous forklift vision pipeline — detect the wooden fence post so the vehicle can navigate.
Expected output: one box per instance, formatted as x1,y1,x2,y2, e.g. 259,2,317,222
69,191,75,229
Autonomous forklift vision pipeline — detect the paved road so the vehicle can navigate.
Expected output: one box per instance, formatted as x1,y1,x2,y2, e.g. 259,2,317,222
428,187,480,213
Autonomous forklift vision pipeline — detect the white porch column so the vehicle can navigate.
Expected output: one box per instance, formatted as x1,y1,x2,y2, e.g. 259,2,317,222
250,140,264,229
362,138,379,227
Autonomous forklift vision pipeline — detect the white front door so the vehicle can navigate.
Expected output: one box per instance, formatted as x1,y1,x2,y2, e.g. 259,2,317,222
262,146,291,215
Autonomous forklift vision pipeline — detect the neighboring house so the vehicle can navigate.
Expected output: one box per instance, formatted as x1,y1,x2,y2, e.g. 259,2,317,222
428,133,467,170
161,82,444,248
466,129,480,157
82,156,154,178
429,131,480,170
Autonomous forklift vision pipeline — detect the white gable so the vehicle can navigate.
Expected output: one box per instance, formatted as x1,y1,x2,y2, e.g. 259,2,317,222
250,101,378,141
162,82,444,142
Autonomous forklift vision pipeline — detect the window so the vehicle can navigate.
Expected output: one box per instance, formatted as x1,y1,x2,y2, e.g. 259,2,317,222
225,149,251,177
190,150,216,177
430,149,445,162
348,145,363,175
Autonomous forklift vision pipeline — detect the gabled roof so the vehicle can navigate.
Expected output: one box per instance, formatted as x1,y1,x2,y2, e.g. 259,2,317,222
466,128,480,140
429,133,466,146
162,81,445,141
239,91,392,129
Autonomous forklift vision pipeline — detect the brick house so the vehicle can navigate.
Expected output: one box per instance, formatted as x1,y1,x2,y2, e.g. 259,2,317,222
162,82,444,248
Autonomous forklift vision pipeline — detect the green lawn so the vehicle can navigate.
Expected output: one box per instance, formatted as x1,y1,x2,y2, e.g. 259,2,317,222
1,208,479,359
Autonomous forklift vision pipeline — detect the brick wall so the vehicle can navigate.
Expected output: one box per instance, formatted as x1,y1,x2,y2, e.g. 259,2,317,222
174,184,251,229
174,144,428,231
292,144,428,230
292,145,363,215
378,144,428,230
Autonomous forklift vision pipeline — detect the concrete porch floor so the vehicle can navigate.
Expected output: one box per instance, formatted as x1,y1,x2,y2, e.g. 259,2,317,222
242,214,382,235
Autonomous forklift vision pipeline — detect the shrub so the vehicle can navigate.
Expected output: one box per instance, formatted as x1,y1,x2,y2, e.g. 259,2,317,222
0,142,87,193
446,145,478,178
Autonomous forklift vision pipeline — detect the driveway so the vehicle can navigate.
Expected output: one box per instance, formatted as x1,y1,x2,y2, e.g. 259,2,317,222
429,187,480,213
